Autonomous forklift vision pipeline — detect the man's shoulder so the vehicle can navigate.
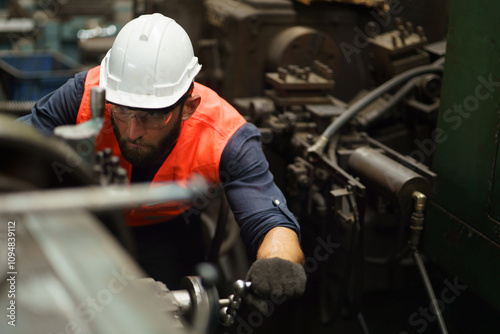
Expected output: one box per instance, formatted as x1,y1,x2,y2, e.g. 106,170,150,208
230,122,259,139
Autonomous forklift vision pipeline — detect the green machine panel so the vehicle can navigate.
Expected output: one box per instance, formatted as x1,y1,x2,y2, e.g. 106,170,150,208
425,0,500,311
489,137,500,222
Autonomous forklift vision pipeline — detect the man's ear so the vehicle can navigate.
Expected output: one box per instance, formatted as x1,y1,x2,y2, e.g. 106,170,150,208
181,95,201,121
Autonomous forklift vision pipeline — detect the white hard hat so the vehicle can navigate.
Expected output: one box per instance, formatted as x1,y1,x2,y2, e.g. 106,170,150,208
100,13,202,109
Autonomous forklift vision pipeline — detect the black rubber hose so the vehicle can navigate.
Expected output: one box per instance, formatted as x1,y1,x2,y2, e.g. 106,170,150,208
413,249,449,334
356,76,419,128
307,58,445,158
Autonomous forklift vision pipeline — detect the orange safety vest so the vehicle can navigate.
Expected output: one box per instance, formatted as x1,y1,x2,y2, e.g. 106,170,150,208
76,66,247,226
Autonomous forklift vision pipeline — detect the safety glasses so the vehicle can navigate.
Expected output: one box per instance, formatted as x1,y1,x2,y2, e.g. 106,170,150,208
108,103,174,129
107,91,191,129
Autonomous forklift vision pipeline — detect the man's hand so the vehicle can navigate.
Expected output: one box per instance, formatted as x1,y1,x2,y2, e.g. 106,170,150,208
244,257,307,313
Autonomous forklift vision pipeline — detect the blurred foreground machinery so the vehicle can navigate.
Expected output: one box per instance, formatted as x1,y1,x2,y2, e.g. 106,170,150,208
0,88,249,334
0,111,203,334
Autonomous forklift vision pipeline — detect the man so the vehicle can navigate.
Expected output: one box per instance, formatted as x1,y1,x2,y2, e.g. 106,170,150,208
19,13,305,313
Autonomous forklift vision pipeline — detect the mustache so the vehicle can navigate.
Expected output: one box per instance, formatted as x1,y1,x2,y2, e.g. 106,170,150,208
125,138,153,148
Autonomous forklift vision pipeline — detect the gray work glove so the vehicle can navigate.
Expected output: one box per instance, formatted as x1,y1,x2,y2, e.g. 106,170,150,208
244,257,307,314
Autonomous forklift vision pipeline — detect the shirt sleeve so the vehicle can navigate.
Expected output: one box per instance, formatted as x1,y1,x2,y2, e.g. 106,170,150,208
16,70,88,136
219,122,301,258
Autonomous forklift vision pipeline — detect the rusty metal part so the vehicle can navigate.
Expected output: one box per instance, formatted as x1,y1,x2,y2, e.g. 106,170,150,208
368,24,430,83
267,26,340,79
265,60,336,107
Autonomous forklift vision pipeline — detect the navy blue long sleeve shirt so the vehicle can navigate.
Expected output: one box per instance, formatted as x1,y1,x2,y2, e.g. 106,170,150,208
18,71,300,258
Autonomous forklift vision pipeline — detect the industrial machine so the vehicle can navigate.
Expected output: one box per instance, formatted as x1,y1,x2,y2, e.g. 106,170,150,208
0,0,499,334
192,0,499,333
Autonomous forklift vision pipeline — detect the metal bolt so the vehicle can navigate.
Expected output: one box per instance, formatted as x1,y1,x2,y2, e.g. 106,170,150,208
95,150,104,165
230,295,241,309
399,30,406,46
303,66,311,81
103,147,112,159
367,21,378,37
232,280,247,294
114,167,128,184
298,175,309,186
417,26,426,41
295,68,305,80
405,21,414,33
392,35,398,48
306,133,315,144
278,67,288,81
110,155,120,168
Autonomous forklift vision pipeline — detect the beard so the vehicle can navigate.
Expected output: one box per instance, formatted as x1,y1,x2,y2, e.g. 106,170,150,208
110,111,183,167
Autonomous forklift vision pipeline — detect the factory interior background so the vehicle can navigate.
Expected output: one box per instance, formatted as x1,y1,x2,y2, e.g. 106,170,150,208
0,0,499,333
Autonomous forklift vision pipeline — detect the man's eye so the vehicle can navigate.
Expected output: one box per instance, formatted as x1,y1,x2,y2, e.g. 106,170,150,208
149,113,164,119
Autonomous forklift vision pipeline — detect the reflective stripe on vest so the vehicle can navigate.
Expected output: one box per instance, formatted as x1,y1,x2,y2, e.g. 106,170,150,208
77,66,247,226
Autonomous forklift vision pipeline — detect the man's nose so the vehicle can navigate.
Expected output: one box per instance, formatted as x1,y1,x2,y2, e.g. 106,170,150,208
127,116,146,141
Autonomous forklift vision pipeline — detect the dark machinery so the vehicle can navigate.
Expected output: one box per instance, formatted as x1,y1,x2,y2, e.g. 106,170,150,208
0,108,252,334
0,186,253,334
191,1,498,333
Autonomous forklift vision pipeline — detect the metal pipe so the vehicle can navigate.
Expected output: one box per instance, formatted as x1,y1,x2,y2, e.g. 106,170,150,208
357,311,371,334
347,146,431,212
409,191,448,334
413,250,449,334
0,177,208,214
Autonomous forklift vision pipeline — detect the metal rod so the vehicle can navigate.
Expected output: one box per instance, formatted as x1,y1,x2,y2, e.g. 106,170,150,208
357,311,371,334
218,298,231,307
0,178,208,214
413,249,449,334
90,86,106,118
